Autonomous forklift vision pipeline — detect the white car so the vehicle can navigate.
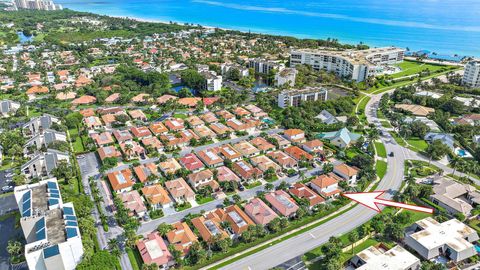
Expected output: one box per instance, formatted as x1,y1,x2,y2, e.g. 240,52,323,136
2,186,13,192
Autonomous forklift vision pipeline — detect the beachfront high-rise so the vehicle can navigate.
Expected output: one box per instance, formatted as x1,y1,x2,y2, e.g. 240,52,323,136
14,0,62,10
463,60,480,88
14,179,84,270
290,47,405,82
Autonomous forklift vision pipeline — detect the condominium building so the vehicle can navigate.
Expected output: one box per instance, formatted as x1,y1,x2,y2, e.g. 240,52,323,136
21,149,70,180
14,179,83,270
201,71,223,91
248,58,284,74
0,99,20,117
290,47,405,82
15,0,63,10
462,60,480,88
277,87,328,108
23,114,61,137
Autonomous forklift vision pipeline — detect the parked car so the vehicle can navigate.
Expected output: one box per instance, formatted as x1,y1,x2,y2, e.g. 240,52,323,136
2,186,14,192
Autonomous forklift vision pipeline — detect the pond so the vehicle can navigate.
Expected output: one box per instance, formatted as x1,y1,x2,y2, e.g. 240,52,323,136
17,31,34,44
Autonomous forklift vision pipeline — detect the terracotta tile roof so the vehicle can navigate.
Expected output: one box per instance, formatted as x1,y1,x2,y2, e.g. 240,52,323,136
191,215,228,242
79,108,96,117
250,137,276,152
107,169,134,191
265,190,299,217
188,169,214,184
232,160,263,180
133,163,159,183
216,144,242,160
203,97,219,106
244,198,279,225
165,178,195,200
216,166,240,182
178,97,201,107
113,129,133,142
132,93,150,103
284,146,313,161
186,115,204,127
128,109,147,120
209,122,232,135
196,149,224,167
180,153,205,171
394,104,435,116
72,95,97,105
166,222,198,255
302,139,324,152
165,118,185,131
56,91,76,100
334,163,359,177
157,94,178,104
233,107,251,117
200,112,219,123
141,184,172,206
149,122,168,134
91,132,115,145
130,126,152,138
232,141,260,157
193,125,216,138
105,93,120,103
142,136,163,151
119,190,147,216
289,183,324,207
223,205,255,234
159,158,182,175
97,146,121,160
26,85,49,95
136,232,173,266
250,155,281,172
311,174,339,189
267,150,297,168
215,110,235,120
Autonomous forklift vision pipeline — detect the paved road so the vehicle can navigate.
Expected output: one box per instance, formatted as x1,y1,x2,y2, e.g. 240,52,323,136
218,90,412,270
77,153,133,270
138,167,321,234
106,128,284,175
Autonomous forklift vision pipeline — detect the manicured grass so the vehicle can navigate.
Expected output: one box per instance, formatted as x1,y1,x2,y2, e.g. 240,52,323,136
391,132,407,147
196,196,214,205
126,248,142,270
380,120,392,128
339,238,379,263
175,202,192,212
391,60,452,79
406,137,428,152
375,160,388,179
245,181,262,189
374,142,387,158
356,96,371,114
173,113,187,119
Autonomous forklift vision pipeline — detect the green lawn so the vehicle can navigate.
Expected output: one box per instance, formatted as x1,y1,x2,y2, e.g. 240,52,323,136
406,137,428,152
196,196,214,205
391,60,454,79
126,248,142,270
173,113,187,119
245,181,262,189
374,142,387,158
380,120,392,128
339,238,379,264
391,132,407,147
376,160,388,179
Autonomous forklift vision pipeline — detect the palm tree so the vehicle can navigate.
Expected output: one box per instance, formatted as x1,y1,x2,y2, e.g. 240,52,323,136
449,156,461,176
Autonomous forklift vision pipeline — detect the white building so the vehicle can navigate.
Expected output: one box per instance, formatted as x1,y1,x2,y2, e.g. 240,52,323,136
15,0,62,10
21,149,70,179
350,245,420,270
290,47,405,82
405,217,479,263
23,114,61,137
0,99,21,117
201,71,223,91
462,60,480,88
220,63,249,78
24,129,67,152
275,68,298,87
248,58,284,74
277,87,328,108
14,179,83,270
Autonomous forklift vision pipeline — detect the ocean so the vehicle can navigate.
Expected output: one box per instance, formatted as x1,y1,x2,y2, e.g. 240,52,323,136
57,0,480,56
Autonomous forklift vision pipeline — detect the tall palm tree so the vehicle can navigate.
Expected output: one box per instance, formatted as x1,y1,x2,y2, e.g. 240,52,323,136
449,156,461,176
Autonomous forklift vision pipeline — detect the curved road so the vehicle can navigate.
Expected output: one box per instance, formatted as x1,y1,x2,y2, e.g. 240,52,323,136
218,93,419,270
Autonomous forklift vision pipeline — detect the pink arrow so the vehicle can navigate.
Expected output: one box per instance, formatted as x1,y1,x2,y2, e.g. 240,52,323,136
342,191,433,214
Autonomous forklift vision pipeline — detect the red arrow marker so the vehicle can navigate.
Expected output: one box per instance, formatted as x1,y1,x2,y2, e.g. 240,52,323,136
342,191,433,214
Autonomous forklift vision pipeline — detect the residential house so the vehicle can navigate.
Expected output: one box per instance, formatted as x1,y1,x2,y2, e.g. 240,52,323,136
232,141,260,157
283,129,306,143
113,129,133,143
430,177,480,216
128,110,148,122
289,183,324,208
136,232,174,269
250,155,282,174
284,146,313,162
142,137,164,153
333,163,359,184
220,205,255,235
186,115,205,128
165,178,196,204
107,169,135,193
191,214,228,242
209,122,232,137
244,198,279,225
166,222,198,256
84,116,103,130
250,137,276,153
133,163,160,183
216,144,242,162
269,134,291,149
188,169,219,191
317,128,362,148
310,174,341,199
149,122,168,135
196,149,224,168
315,110,340,125
97,146,122,161
130,126,152,139
131,93,150,103
405,217,479,263
394,104,435,116
159,158,182,175
165,118,185,131
264,190,299,217
233,160,263,182
424,132,455,150
119,141,146,160
141,184,173,210
267,150,298,170
215,166,241,183
72,95,96,105
193,125,216,139
232,107,251,118
180,153,205,172
119,190,147,218
302,140,324,155
200,112,219,124
91,132,114,146
350,245,420,270
216,110,235,120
